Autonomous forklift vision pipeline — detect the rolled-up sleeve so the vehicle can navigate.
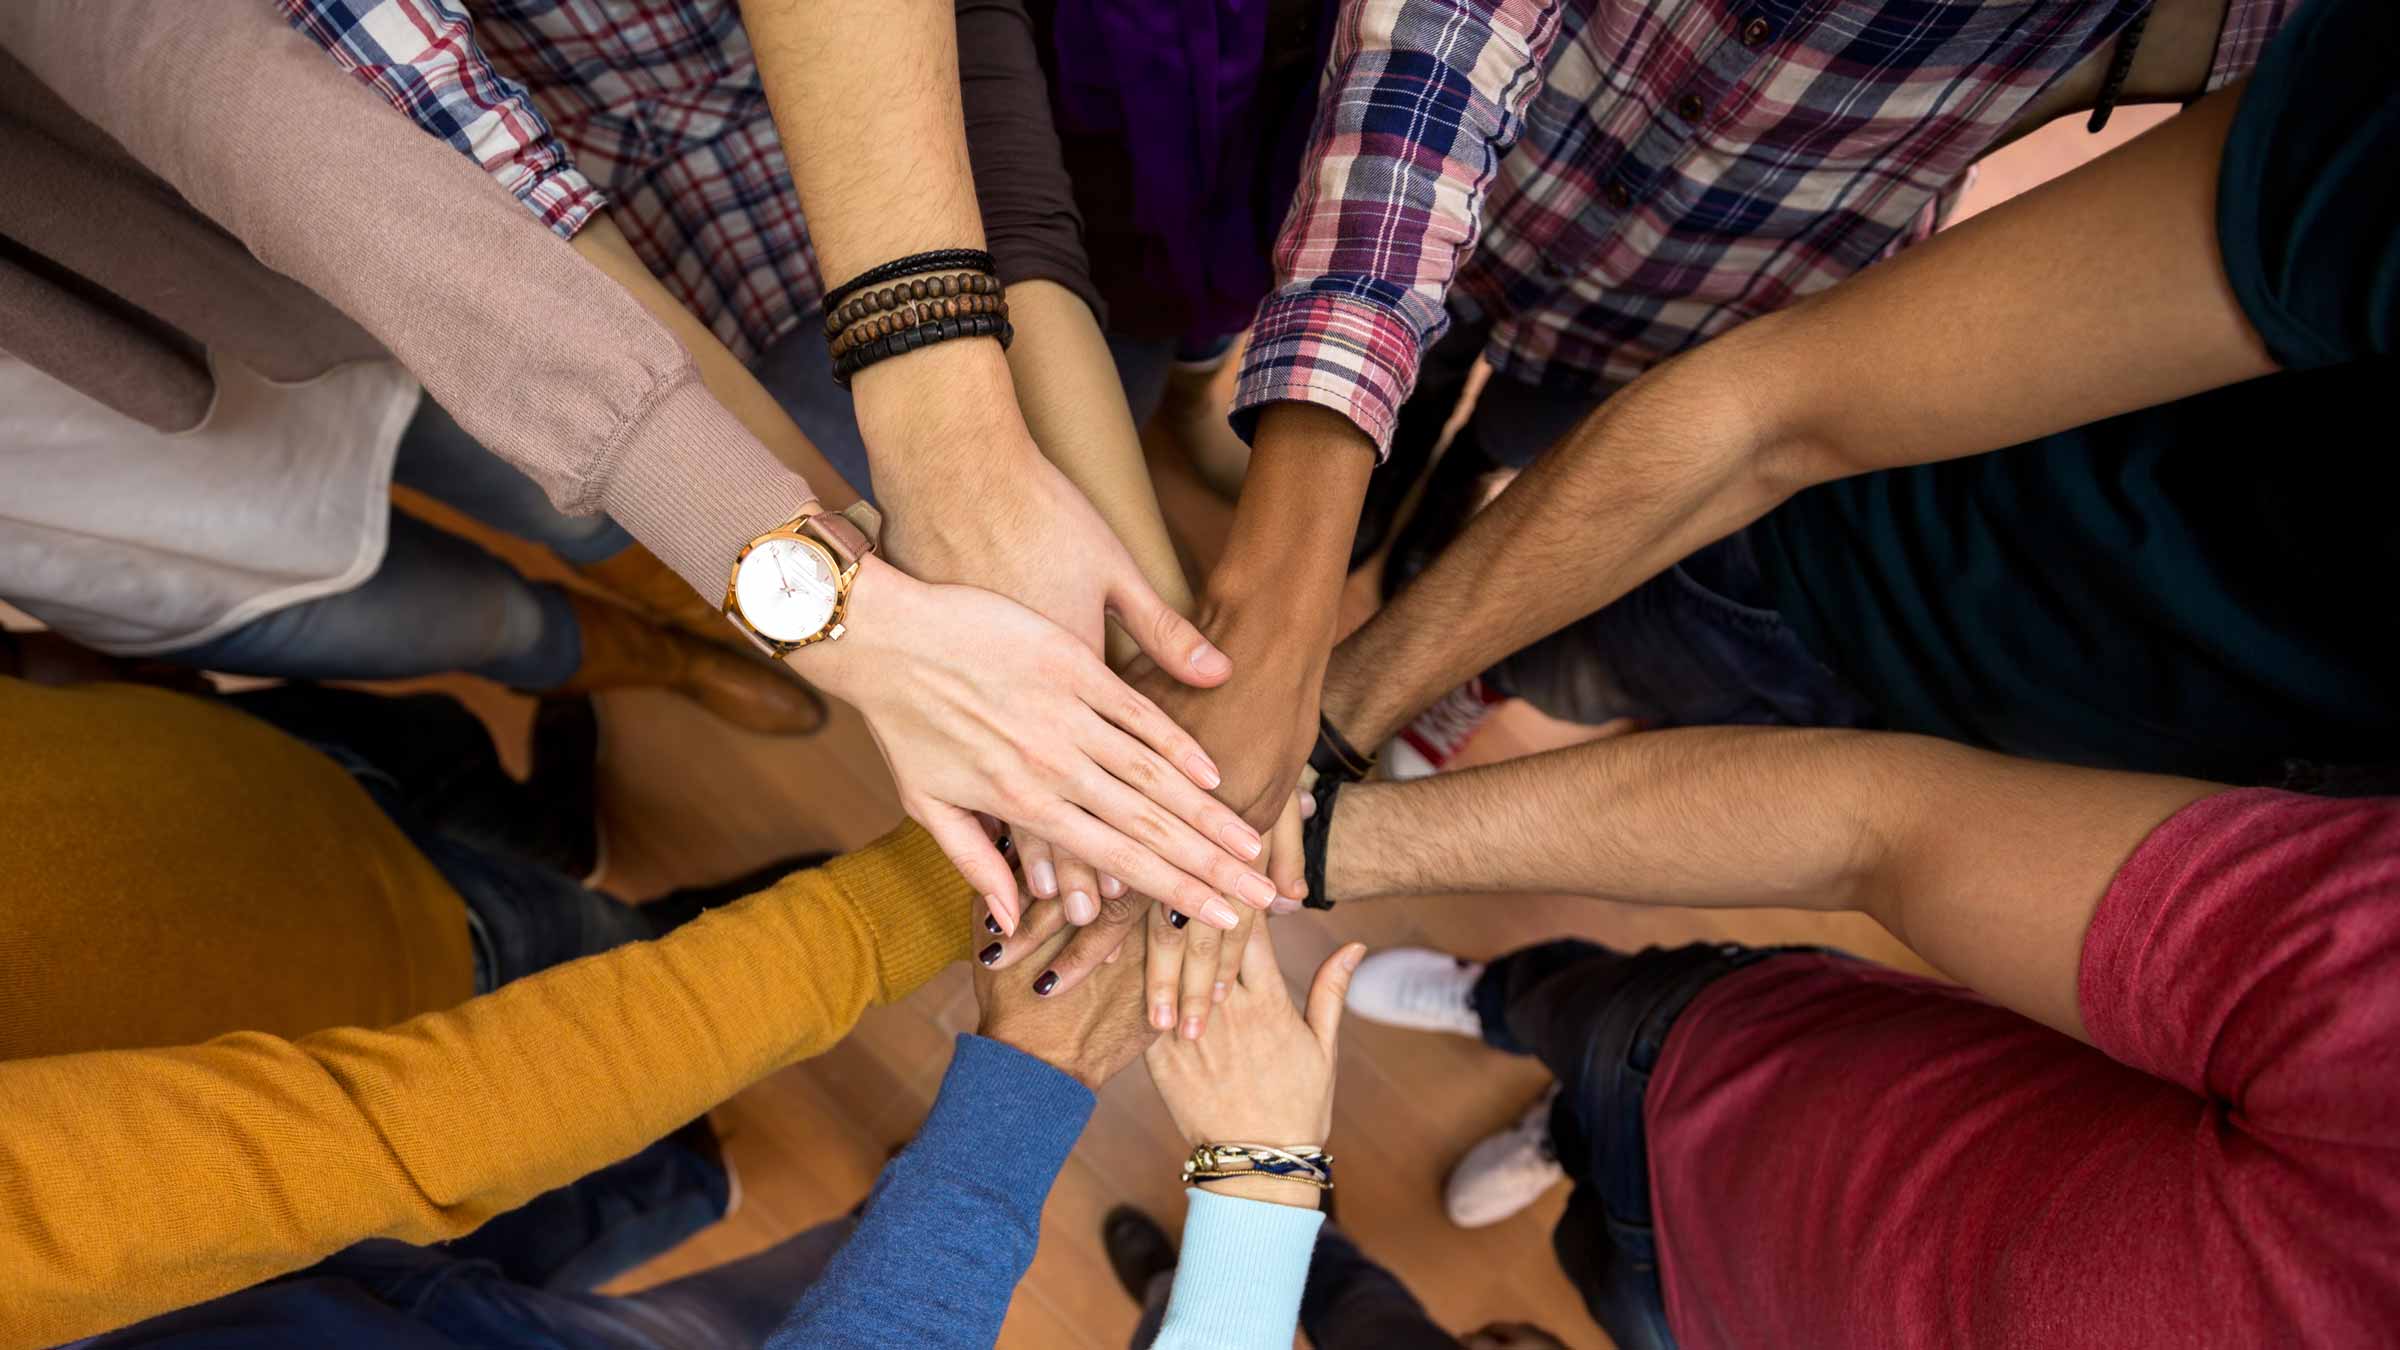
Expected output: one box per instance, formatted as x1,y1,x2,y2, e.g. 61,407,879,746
279,0,603,237
1231,0,1565,453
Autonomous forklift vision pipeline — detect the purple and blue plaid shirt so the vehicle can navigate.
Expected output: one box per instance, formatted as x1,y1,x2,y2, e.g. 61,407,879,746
1234,0,2291,454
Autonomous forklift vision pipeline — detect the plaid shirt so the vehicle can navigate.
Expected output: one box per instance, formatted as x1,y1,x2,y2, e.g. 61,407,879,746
1235,0,2293,454
285,0,815,362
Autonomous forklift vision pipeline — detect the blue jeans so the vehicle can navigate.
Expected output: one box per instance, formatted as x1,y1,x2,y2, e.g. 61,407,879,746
1487,528,1877,732
167,398,632,689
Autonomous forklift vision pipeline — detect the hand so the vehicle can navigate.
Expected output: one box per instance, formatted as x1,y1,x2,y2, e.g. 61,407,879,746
975,909,1158,1091
1145,921,1362,1154
797,558,1271,934
1122,601,1330,835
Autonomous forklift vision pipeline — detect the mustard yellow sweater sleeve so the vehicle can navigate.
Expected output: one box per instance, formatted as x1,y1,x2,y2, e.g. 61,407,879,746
0,823,971,1349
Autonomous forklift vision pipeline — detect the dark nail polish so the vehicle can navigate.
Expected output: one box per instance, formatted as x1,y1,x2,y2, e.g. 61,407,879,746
1168,910,1190,929
1033,970,1059,996
978,942,1003,966
984,914,1002,935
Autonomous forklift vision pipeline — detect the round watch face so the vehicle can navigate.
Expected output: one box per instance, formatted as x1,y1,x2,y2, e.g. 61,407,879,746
734,536,840,642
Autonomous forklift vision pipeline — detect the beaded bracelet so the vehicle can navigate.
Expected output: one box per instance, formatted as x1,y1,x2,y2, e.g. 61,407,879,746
828,289,1008,360
832,312,1014,387
822,248,995,312
1182,1143,1334,1190
823,271,1005,342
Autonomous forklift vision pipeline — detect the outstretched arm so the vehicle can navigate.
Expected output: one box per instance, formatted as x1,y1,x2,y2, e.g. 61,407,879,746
1321,727,2215,1039
1321,86,2270,749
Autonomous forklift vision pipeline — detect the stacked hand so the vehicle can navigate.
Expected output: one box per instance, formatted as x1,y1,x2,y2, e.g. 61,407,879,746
973,901,1158,1091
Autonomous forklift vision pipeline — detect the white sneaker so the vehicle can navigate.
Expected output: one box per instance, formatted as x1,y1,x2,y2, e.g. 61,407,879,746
1346,948,1486,1037
1445,1085,1566,1228
1385,677,1507,780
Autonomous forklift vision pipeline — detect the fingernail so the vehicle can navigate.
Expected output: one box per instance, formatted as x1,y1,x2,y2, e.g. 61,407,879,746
1189,641,1231,679
1236,873,1278,907
1100,874,1124,899
1212,981,1228,1004
1034,970,1059,996
978,942,1003,966
1153,1000,1174,1030
1066,890,1097,924
985,895,1016,936
1168,909,1190,929
1270,897,1300,915
1030,859,1057,898
1220,822,1263,859
1181,1015,1204,1040
1105,946,1120,964
1202,898,1241,930
1342,944,1366,971
984,914,1003,935
1183,753,1222,790
1300,791,1317,820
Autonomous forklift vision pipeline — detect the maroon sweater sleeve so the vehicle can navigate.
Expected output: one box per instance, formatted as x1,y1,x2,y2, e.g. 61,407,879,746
955,0,1104,323
1643,789,2400,1350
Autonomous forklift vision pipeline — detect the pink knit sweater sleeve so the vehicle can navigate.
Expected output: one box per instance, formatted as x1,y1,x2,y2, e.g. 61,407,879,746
0,0,813,599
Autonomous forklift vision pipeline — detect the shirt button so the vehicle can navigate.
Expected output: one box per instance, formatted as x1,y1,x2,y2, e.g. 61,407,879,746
1605,182,1632,210
1742,15,1774,46
1677,93,1705,121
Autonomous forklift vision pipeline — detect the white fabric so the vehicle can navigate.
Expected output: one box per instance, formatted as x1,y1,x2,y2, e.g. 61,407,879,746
0,350,420,653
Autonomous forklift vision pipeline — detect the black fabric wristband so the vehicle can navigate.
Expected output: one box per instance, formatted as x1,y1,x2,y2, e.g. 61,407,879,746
823,248,997,312
832,313,1014,387
1307,713,1376,788
1301,774,1342,910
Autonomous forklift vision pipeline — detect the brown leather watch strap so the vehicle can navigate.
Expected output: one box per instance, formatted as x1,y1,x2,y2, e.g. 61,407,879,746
796,501,875,570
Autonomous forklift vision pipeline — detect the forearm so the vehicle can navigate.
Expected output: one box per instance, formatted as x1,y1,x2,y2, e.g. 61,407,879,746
1327,727,2213,1038
1006,280,1194,634
573,218,860,504
1320,344,1783,746
1207,403,1374,645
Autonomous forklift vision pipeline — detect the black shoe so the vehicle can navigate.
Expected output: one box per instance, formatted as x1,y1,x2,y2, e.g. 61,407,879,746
1102,1205,1178,1303
1381,431,1503,603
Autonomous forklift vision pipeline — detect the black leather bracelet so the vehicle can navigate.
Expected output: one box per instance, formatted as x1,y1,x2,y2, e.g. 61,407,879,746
823,248,996,312
831,312,1014,387
1306,713,1377,788
1301,774,1342,910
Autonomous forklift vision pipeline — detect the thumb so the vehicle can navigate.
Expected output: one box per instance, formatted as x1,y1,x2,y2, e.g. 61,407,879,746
1304,943,1366,1060
1109,572,1230,688
916,798,1024,936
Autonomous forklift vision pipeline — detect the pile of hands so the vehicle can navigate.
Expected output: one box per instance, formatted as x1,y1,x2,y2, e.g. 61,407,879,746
974,892,1364,1209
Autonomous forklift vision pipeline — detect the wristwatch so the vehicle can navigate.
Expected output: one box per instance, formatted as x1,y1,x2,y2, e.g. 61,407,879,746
723,501,882,657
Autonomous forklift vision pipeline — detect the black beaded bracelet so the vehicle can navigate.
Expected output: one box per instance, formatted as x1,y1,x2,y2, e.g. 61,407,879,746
823,248,997,312
1301,773,1341,911
831,312,1014,387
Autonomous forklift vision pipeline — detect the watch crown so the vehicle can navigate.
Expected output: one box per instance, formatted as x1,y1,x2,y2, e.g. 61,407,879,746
827,623,846,641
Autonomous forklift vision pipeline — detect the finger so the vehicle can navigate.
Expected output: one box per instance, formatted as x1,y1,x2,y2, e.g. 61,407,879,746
1145,901,1186,1034
1267,795,1306,902
1174,905,1227,1040
1056,854,1102,926
1033,787,1247,931
981,891,1071,971
1015,830,1060,900
1305,943,1368,1060
1076,659,1222,792
1089,715,1276,883
1108,573,1231,688
1232,907,1285,996
918,798,1021,935
1028,884,1146,999
1099,873,1125,900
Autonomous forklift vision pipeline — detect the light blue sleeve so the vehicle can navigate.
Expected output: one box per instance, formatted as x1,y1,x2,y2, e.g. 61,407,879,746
1148,1188,1326,1349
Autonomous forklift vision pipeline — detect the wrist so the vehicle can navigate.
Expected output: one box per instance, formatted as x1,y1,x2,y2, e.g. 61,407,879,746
1193,1172,1324,1210
851,339,1037,472
1204,404,1375,613
779,553,908,695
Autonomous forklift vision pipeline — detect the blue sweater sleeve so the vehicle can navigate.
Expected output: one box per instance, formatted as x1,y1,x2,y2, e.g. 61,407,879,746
767,1034,1094,1349
1149,1188,1326,1349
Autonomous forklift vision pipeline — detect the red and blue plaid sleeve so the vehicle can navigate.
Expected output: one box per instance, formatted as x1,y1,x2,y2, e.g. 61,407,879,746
1231,0,1567,454
279,0,604,238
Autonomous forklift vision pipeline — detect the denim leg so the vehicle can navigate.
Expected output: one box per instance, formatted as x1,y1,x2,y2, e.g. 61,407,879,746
1297,1223,1464,1350
604,1214,862,1347
390,397,635,565
167,511,584,689
437,1125,731,1292
1486,530,1877,731
747,320,878,505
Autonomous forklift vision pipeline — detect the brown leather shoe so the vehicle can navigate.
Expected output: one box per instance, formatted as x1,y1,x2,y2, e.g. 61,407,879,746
577,542,739,645
554,594,827,737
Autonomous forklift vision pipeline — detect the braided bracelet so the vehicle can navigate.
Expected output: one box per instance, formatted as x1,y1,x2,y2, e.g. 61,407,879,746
1182,1142,1334,1190
822,248,995,312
